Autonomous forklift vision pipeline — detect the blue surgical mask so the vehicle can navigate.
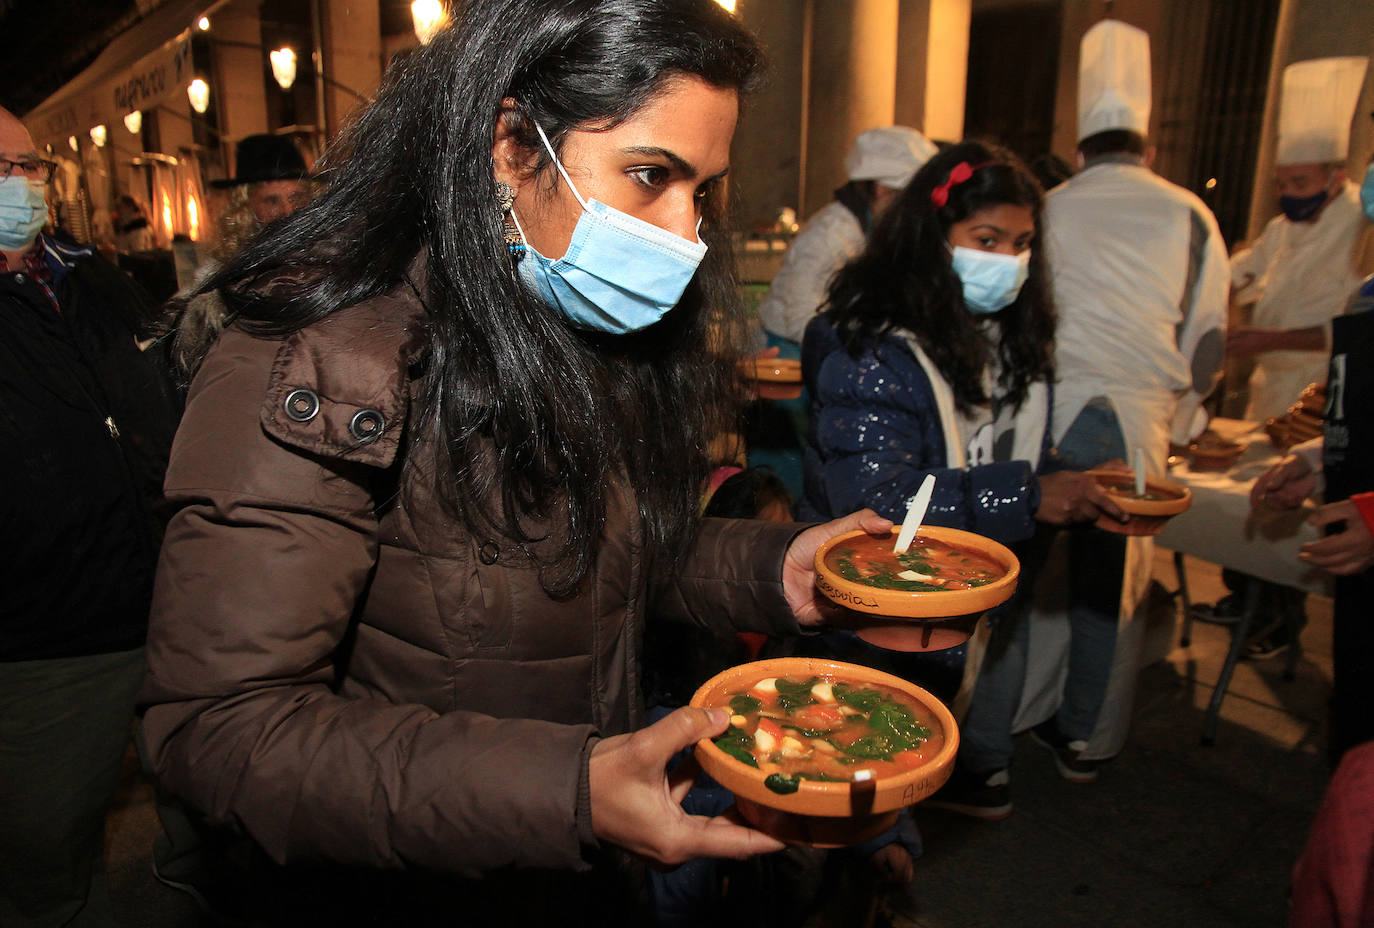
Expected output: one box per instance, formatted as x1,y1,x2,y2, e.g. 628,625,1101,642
1360,162,1374,223
1278,189,1329,223
0,177,47,252
950,245,1030,315
511,120,707,334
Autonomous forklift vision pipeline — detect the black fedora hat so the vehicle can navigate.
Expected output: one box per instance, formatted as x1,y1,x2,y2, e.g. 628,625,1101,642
210,134,311,188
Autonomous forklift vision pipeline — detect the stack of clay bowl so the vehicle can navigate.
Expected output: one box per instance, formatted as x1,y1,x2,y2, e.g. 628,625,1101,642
1264,383,1325,451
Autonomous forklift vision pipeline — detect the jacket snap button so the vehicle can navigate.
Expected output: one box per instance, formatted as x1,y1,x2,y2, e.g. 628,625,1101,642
478,541,500,565
349,408,385,444
283,388,320,422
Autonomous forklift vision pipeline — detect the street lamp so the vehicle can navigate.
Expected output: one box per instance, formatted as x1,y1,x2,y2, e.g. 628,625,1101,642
187,78,210,114
124,111,143,134
89,125,108,147
411,0,446,45
270,47,297,91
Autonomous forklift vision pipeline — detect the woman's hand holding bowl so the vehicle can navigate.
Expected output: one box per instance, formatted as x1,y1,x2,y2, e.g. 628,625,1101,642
782,509,893,627
1035,469,1127,525
588,706,785,866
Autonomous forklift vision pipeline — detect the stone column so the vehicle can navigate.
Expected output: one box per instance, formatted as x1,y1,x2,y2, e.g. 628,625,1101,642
213,0,270,148
733,0,810,232
896,0,970,144
803,0,899,218
317,0,382,141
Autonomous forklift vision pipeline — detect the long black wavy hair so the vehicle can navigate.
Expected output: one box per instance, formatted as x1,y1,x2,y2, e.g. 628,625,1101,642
203,0,766,596
826,140,1055,415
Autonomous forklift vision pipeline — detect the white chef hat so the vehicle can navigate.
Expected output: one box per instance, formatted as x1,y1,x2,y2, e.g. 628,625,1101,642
844,126,938,189
1077,19,1152,141
1276,56,1368,166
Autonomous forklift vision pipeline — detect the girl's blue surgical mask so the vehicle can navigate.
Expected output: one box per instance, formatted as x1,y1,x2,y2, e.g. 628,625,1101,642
511,120,708,334
0,177,48,252
1360,162,1374,223
950,245,1030,314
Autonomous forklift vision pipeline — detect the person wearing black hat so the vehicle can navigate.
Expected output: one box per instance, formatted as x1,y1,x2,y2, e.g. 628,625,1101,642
211,134,313,229
156,136,316,399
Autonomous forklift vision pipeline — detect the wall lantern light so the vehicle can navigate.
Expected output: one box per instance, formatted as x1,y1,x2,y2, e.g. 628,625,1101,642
411,0,446,45
89,125,108,147
187,78,210,114
197,15,210,30
67,136,79,152
124,111,143,134
270,47,297,91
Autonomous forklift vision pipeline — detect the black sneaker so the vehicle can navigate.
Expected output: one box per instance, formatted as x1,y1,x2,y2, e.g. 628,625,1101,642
1243,617,1296,660
151,858,257,926
1188,594,1243,626
925,766,1012,820
1029,720,1099,784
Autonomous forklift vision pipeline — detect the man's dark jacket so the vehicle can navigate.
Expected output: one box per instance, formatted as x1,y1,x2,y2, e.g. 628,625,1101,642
0,235,177,660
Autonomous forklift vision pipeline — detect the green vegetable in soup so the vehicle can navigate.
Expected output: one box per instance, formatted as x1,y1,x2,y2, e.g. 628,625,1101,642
729,693,761,716
763,771,850,794
835,694,932,761
832,551,946,592
832,683,883,713
775,676,819,711
764,773,800,794
713,726,758,768
869,702,930,751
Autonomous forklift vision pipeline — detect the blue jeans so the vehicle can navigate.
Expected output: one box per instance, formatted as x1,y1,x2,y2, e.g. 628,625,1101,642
959,398,1127,772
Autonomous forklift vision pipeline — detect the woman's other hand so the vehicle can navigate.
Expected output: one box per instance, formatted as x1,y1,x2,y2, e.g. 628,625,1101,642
1035,470,1127,525
1299,500,1374,576
782,509,893,627
588,706,785,865
1250,454,1316,510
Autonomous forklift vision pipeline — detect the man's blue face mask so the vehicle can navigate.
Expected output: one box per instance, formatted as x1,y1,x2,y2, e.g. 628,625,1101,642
1278,189,1330,223
950,245,1030,315
0,176,47,252
511,120,708,335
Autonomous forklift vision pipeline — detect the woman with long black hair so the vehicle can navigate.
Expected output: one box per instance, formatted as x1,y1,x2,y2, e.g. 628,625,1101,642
137,2,885,922
799,140,1124,819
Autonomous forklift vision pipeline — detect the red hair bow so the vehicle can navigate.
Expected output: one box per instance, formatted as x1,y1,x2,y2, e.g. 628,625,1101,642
931,161,976,208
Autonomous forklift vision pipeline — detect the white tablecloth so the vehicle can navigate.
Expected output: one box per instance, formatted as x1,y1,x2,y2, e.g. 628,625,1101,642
1156,418,1332,596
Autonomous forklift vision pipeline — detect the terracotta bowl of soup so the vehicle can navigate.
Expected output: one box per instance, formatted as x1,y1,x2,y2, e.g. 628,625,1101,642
1088,469,1192,535
691,657,958,846
1187,437,1244,472
814,526,1020,620
739,357,803,400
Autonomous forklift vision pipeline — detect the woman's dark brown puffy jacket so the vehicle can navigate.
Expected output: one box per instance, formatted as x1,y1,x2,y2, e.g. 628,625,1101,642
137,279,806,915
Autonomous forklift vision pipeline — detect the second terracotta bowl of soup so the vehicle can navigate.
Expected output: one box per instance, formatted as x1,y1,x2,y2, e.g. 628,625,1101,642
691,657,958,846
814,525,1020,620
1088,469,1192,535
739,357,803,400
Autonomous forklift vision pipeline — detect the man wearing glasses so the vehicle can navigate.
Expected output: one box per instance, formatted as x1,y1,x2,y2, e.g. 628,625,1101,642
0,105,176,927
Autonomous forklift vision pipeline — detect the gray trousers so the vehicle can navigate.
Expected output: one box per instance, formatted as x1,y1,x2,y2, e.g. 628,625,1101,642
0,648,145,928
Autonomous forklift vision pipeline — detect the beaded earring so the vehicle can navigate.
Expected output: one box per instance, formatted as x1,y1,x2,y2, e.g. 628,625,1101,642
495,181,525,258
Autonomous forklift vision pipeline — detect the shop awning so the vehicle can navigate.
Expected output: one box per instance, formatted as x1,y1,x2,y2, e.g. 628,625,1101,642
23,0,229,150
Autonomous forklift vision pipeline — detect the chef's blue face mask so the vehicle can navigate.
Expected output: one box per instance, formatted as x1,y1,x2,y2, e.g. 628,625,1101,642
510,120,708,334
0,176,48,252
1360,162,1374,223
950,245,1030,315
1278,183,1332,223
